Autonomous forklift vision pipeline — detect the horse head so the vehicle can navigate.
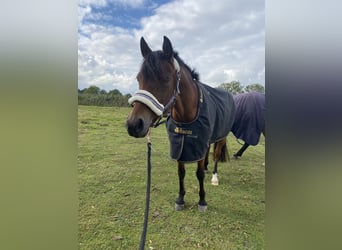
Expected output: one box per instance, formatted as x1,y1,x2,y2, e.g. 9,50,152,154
126,36,180,138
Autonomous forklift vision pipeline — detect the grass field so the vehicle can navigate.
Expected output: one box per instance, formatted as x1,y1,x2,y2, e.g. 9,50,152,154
78,105,265,249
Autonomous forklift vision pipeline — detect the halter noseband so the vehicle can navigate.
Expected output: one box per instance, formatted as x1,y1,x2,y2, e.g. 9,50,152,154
128,58,181,123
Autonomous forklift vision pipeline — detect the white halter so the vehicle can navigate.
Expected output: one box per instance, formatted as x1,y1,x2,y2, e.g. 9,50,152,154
128,90,164,116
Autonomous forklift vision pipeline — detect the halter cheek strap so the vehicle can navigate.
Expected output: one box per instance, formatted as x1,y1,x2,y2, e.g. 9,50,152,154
128,57,181,118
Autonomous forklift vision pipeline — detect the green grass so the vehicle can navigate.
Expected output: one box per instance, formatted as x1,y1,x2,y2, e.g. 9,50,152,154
78,105,265,249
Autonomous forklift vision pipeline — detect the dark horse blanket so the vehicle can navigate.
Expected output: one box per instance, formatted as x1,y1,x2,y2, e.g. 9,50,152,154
166,82,235,162
231,92,265,146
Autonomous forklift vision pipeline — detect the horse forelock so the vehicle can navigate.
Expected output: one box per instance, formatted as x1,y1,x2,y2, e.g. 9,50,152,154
141,51,163,81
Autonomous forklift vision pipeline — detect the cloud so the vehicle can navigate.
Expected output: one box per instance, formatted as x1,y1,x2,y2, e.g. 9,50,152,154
78,0,265,94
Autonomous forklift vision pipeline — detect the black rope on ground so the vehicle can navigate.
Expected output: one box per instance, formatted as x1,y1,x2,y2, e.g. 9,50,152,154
139,137,152,250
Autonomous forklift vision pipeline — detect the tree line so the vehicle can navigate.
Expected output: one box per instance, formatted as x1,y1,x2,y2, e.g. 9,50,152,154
78,81,264,107
78,86,132,107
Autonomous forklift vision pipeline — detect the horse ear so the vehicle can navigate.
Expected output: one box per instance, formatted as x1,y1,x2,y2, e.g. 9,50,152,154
162,36,173,60
140,37,152,59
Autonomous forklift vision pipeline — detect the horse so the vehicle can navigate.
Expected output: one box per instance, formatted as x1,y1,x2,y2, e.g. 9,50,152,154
231,92,265,159
126,36,235,211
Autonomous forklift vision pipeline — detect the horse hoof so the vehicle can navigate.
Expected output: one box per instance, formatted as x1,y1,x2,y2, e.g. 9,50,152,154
175,203,184,211
198,204,207,212
211,173,219,186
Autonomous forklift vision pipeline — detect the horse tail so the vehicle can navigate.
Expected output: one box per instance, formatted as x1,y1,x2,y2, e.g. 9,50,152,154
214,141,229,162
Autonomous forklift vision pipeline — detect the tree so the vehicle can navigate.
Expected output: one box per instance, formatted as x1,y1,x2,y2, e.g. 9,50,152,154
108,89,122,96
218,81,244,94
244,83,265,93
83,85,100,95
100,89,107,95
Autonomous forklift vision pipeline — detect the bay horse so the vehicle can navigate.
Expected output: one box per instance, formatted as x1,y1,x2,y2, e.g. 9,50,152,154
231,92,265,159
126,36,235,211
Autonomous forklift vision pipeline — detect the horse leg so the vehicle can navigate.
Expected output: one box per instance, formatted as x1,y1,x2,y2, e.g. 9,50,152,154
197,159,207,212
204,147,210,173
233,142,249,159
211,160,219,186
211,139,228,186
175,161,186,211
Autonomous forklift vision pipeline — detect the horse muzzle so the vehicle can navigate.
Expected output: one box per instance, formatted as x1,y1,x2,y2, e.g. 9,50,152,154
126,102,157,138
126,117,149,138
126,90,165,138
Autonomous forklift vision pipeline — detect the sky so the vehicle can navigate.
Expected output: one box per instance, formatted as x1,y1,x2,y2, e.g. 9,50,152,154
78,0,265,95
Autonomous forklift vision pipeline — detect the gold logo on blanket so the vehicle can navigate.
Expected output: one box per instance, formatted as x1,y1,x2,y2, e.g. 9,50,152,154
174,127,192,135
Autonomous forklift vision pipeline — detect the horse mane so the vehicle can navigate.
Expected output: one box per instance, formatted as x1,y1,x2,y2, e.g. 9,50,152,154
174,52,200,81
141,50,200,81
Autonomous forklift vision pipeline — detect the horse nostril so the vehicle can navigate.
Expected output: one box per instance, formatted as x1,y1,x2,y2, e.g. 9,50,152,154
135,118,144,132
127,118,145,137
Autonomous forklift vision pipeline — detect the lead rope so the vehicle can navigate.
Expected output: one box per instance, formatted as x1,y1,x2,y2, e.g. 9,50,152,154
137,58,180,249
139,129,152,250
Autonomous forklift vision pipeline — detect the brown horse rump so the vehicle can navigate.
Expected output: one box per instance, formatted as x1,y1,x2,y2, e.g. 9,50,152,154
166,81,235,162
